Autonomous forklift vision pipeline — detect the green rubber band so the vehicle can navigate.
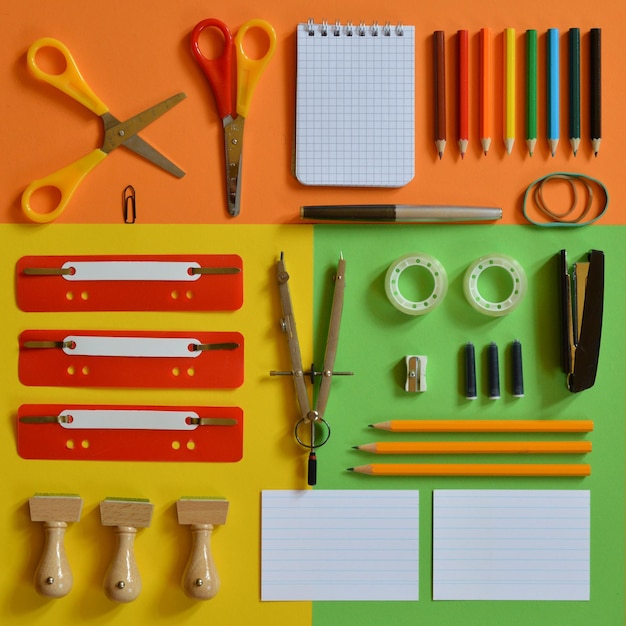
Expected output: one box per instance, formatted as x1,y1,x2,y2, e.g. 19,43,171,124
522,172,609,227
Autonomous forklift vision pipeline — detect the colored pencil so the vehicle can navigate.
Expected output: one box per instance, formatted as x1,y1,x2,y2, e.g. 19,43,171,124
525,29,538,156
348,463,591,477
369,420,594,433
479,27,492,156
590,28,602,156
457,29,469,158
547,28,560,156
569,28,581,156
353,441,592,455
433,30,446,159
504,28,516,154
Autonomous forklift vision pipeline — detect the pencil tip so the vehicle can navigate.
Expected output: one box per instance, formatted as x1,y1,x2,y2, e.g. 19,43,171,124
351,446,358,449
367,424,374,428
438,152,443,160
347,467,354,472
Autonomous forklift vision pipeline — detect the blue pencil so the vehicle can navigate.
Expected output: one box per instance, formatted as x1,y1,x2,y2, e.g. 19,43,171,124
547,28,559,156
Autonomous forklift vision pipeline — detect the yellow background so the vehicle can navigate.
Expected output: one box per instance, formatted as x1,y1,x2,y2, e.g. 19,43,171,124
1,224,313,625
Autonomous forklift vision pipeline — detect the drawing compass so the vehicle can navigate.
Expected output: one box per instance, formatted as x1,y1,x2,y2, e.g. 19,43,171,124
271,252,352,485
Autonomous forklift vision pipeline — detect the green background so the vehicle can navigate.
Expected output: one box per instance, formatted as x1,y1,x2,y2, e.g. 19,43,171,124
312,224,624,625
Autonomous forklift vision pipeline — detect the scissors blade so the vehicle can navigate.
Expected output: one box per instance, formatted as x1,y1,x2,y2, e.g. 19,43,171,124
223,116,245,216
101,93,186,178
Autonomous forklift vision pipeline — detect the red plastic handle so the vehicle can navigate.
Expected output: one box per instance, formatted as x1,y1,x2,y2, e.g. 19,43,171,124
191,19,234,120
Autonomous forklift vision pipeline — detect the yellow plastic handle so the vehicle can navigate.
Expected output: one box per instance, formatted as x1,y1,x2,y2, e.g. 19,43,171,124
27,38,109,116
234,20,276,118
21,149,107,223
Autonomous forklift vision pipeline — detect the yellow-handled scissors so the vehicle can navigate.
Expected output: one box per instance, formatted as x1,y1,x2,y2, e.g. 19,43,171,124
22,38,186,223
191,19,276,217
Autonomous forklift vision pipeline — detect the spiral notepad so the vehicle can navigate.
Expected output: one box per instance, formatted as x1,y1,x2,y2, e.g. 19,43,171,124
295,20,415,187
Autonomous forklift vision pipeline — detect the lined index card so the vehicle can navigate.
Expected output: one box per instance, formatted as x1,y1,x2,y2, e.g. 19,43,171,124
433,490,590,601
261,490,419,601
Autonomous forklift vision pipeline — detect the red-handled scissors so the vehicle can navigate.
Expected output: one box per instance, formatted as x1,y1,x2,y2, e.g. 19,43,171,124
191,19,276,217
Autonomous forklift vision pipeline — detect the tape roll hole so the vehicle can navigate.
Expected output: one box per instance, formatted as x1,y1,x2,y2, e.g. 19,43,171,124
385,253,447,316
475,263,518,307
464,254,527,316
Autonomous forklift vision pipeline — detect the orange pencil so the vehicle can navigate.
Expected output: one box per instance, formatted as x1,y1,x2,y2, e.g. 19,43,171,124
353,441,592,455
348,463,591,477
457,29,469,158
369,420,594,433
479,27,493,156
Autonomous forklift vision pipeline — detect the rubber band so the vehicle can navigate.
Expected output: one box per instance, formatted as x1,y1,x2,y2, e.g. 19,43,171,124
522,172,609,227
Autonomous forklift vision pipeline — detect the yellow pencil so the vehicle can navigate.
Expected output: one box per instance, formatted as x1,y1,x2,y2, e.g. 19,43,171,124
369,420,594,433
348,463,591,477
504,28,516,154
353,441,592,455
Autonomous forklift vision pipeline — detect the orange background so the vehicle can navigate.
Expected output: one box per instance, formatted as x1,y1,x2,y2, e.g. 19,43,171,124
3,0,623,225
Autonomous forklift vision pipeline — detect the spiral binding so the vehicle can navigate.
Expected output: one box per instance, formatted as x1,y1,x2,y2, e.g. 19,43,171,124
305,18,404,37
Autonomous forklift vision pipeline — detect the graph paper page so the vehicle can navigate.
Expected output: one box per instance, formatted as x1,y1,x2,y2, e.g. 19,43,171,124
295,22,415,187
433,490,590,601
261,490,419,601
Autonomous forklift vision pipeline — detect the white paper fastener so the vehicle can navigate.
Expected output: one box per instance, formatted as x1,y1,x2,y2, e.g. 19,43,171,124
61,261,201,282
463,254,527,316
58,410,199,430
385,253,447,315
62,336,203,358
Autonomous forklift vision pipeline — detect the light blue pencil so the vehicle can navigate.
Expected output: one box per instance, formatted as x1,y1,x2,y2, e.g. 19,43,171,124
547,28,559,156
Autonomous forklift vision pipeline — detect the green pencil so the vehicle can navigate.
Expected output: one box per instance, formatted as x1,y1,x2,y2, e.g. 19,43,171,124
525,30,538,156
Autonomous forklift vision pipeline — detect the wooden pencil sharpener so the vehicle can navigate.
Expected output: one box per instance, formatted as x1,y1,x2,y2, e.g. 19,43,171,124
176,497,229,600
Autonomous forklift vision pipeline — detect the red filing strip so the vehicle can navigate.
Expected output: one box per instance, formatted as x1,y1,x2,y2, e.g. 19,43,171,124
18,330,244,388
16,255,243,311
17,404,243,462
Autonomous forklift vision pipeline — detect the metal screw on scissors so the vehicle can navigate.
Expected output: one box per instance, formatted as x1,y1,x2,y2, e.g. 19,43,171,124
190,19,277,217
21,38,186,223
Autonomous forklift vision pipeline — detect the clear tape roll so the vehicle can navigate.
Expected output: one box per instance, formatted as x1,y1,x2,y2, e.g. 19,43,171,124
385,253,447,315
463,254,527,316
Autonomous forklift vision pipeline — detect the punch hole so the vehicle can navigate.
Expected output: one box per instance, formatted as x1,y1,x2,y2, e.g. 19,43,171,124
187,367,195,377
171,290,179,300
65,291,74,301
81,366,89,375
67,366,75,375
186,290,194,300
80,291,89,301
172,441,181,450
186,440,196,450
81,440,89,449
66,439,75,449
172,367,180,376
